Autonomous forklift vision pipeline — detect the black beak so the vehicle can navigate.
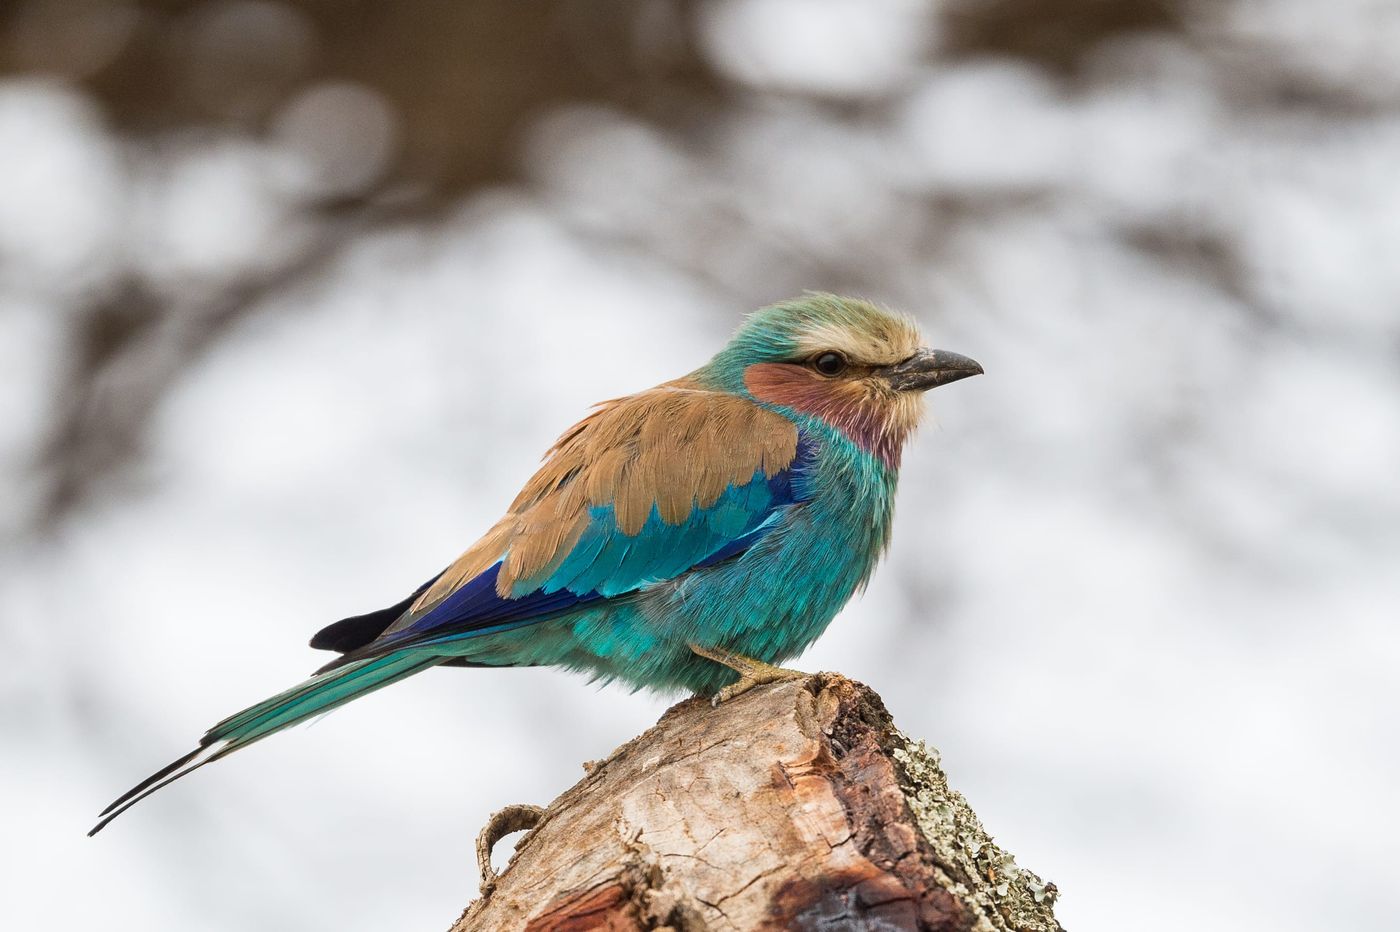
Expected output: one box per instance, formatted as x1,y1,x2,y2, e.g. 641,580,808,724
880,348,983,392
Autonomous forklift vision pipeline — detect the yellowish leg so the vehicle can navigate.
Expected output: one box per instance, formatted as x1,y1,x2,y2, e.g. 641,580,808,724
688,643,806,705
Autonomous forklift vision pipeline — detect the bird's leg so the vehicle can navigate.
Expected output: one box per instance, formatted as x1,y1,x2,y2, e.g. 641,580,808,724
688,643,806,706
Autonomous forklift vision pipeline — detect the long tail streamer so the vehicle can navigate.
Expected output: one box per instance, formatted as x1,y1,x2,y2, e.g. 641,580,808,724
89,652,441,835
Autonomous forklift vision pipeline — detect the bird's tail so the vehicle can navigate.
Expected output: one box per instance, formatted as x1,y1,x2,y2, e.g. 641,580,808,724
89,651,442,836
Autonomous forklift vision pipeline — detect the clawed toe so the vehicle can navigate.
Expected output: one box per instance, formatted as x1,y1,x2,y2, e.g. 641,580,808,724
710,665,806,706
688,642,806,705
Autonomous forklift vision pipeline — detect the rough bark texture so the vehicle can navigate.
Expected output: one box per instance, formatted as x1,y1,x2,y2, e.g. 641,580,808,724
451,674,1063,932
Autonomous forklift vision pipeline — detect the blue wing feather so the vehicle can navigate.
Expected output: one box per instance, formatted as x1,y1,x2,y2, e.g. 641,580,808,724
357,434,816,656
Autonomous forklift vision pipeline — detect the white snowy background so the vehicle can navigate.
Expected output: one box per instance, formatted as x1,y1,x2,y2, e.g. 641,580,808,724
3,2,1397,930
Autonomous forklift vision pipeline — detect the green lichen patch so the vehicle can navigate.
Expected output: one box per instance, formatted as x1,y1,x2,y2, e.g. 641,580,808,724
891,737,1063,932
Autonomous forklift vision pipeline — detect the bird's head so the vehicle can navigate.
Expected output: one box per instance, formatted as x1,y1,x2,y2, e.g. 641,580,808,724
696,294,982,467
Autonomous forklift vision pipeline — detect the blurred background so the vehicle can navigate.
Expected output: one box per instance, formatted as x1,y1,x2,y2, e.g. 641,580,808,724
3,1,1397,929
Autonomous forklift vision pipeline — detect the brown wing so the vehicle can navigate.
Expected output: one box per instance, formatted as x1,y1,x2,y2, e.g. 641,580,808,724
407,378,799,617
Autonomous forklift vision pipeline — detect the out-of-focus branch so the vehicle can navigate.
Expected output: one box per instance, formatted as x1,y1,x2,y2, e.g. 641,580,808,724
453,674,1063,932
35,192,417,526
13,0,729,532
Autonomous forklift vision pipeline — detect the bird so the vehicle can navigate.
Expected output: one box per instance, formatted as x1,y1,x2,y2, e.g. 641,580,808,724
89,293,981,835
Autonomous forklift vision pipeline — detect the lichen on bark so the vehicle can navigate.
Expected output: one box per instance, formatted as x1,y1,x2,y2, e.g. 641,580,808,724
890,738,1060,932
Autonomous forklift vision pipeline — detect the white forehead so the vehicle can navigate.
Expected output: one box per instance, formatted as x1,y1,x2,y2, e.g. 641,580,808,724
793,305,923,366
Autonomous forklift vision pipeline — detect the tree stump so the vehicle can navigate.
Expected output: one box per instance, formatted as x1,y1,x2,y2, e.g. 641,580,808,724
452,674,1063,932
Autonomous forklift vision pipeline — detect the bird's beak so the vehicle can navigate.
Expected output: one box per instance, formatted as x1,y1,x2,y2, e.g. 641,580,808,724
879,348,983,392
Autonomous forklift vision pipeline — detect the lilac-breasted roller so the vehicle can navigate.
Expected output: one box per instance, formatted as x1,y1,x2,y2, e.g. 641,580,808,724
90,294,981,834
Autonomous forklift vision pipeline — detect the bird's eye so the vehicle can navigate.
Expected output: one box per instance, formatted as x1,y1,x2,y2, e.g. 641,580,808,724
811,351,848,377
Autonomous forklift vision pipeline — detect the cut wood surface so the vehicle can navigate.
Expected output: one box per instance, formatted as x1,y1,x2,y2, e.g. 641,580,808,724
452,674,1063,932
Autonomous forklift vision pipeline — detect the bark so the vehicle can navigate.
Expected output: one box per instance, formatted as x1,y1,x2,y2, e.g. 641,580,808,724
451,674,1064,932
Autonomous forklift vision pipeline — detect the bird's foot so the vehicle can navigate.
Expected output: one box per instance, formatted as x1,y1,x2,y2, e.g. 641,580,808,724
711,664,806,706
688,643,807,706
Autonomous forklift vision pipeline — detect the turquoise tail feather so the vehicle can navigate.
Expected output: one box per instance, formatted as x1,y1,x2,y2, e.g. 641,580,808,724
89,652,441,835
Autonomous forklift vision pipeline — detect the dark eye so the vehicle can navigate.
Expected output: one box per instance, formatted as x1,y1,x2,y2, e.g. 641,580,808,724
811,351,847,376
